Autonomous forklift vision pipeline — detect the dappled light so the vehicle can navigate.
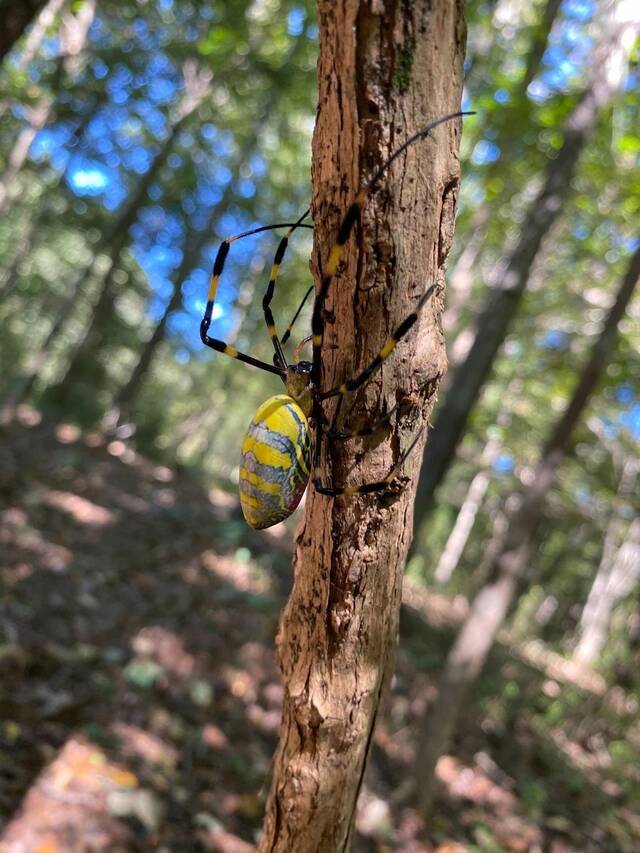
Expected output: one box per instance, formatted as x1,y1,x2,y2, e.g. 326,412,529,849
45,489,116,526
1,0,639,848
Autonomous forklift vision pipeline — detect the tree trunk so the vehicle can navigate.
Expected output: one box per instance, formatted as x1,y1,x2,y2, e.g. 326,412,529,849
574,457,640,667
434,383,518,583
0,0,48,61
1,112,186,413
108,233,209,422
259,2,466,850
443,0,562,337
0,0,66,119
434,435,500,583
414,243,640,818
0,0,96,214
413,1,639,521
520,0,563,93
573,517,640,667
48,77,209,409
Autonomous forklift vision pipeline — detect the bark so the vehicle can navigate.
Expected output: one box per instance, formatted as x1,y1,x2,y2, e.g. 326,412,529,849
259,2,466,850
414,243,640,818
414,1,639,520
574,456,640,667
0,0,96,214
0,0,48,60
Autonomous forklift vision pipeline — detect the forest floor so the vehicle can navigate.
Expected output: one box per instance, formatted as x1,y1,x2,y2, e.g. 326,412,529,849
1,408,638,852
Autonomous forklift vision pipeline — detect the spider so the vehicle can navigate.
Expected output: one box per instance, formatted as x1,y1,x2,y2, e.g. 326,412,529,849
200,111,470,529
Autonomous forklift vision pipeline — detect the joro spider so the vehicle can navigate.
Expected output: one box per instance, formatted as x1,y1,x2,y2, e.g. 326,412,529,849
200,111,470,529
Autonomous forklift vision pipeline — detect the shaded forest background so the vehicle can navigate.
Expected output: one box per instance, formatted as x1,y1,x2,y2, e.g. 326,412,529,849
0,0,639,851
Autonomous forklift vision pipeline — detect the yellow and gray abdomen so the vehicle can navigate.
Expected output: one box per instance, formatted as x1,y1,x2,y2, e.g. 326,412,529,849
239,395,310,530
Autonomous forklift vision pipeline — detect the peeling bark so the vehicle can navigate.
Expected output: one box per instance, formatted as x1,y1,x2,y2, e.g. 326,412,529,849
259,2,466,850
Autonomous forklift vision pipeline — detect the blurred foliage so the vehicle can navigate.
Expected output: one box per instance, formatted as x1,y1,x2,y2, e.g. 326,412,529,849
0,0,639,849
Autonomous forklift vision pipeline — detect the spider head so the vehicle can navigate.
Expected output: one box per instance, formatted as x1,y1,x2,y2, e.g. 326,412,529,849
285,361,313,416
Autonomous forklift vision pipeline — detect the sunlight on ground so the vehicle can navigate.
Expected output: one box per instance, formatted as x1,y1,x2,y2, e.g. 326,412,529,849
44,490,116,527
1,738,138,852
200,549,274,594
1,507,73,575
130,626,196,681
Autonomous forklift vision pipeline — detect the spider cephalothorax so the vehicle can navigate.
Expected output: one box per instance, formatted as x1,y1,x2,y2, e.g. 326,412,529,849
200,112,472,529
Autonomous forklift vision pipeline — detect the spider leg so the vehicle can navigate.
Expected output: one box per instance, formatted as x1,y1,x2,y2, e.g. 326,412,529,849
200,219,312,377
263,208,311,367
281,285,314,347
313,428,423,496
310,111,471,394
320,284,436,400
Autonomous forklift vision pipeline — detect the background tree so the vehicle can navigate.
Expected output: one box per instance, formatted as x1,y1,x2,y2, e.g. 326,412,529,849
413,0,639,526
414,244,640,817
0,0,48,60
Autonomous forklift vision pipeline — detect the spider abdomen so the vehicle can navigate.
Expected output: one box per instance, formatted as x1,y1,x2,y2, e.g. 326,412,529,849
239,394,310,529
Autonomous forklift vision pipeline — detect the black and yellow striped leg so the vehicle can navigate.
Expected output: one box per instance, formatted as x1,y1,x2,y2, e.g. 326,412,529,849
311,189,368,390
263,208,311,367
313,428,423,496
200,220,313,377
310,111,472,394
320,284,436,401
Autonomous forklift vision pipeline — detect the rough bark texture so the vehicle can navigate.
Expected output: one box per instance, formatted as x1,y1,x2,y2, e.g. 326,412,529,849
259,2,466,850
415,244,640,817
413,1,640,521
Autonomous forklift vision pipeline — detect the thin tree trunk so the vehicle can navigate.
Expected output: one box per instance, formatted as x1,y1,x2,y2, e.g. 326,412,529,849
0,0,48,60
414,1,639,520
521,0,563,93
0,0,96,214
443,0,562,336
109,144,246,423
1,111,188,412
0,0,66,118
109,234,209,421
434,383,518,583
259,2,466,850
49,69,210,405
414,243,640,819
434,436,500,583
0,98,54,214
574,456,640,666
0,92,103,309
